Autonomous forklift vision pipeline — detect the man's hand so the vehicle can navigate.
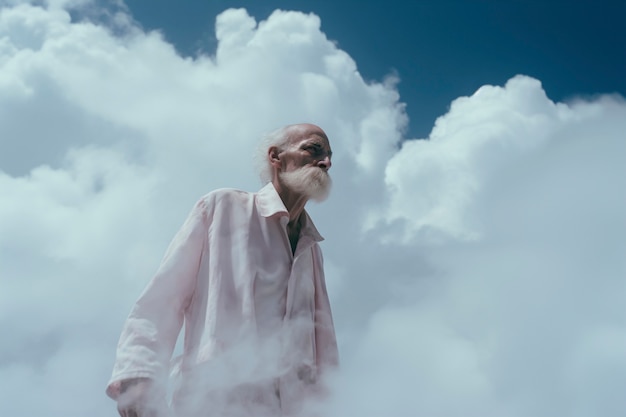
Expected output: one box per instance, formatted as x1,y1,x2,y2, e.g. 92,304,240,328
116,378,164,417
296,364,317,385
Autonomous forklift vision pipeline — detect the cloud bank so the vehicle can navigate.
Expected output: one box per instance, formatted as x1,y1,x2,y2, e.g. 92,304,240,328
1,1,625,416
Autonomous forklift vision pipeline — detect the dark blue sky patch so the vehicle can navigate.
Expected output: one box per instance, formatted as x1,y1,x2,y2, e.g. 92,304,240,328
118,0,626,138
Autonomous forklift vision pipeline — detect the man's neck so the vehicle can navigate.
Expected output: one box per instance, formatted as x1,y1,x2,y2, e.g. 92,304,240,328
271,179,308,225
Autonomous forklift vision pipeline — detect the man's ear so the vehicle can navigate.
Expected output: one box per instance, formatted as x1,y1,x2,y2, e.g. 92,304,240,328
268,146,281,169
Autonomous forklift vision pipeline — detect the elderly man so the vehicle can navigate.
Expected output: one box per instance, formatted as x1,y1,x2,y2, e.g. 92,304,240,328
106,123,339,417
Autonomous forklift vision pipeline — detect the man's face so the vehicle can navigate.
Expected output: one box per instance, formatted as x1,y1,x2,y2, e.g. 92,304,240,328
278,125,333,201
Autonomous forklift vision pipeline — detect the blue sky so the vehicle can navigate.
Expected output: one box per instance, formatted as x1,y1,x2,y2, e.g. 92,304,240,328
121,0,626,138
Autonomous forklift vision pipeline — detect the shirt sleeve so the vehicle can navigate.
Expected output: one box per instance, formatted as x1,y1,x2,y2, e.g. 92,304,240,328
106,198,210,399
313,245,339,372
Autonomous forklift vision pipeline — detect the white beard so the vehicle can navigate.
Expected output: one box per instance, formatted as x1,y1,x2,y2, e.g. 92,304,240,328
279,166,332,202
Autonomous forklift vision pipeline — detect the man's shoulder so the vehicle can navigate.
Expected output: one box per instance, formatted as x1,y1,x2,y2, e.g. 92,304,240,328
204,187,252,199
196,188,255,209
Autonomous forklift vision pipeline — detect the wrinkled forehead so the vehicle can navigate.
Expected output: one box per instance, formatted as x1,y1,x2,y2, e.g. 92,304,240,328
286,124,331,146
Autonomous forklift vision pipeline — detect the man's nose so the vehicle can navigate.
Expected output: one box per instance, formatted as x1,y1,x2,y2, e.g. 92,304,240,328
317,155,332,171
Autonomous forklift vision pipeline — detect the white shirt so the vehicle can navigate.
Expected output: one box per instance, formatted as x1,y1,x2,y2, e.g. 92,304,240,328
107,183,338,416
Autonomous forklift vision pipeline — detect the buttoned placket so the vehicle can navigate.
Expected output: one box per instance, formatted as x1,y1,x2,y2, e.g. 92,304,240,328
277,216,317,321
275,215,318,413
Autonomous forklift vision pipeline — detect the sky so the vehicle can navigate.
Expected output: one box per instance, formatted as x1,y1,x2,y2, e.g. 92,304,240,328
119,0,626,139
1,1,625,417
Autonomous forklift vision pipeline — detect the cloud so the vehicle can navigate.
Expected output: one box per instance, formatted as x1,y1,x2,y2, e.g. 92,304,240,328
1,2,625,417
325,78,626,416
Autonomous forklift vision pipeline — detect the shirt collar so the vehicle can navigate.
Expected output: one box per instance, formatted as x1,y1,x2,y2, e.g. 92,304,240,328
256,182,324,242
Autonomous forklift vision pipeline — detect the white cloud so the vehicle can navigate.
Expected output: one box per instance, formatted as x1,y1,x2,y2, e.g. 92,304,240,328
0,2,625,417
326,78,626,416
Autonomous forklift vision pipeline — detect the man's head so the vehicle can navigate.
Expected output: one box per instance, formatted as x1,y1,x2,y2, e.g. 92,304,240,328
258,123,333,202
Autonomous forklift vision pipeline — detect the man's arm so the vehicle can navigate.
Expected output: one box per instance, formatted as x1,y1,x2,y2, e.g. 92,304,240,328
106,198,211,409
312,245,339,372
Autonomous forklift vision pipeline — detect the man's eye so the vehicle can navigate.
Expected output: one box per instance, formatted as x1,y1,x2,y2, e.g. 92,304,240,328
305,145,319,153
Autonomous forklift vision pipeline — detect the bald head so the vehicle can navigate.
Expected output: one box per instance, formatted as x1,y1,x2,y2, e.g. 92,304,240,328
283,123,328,144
